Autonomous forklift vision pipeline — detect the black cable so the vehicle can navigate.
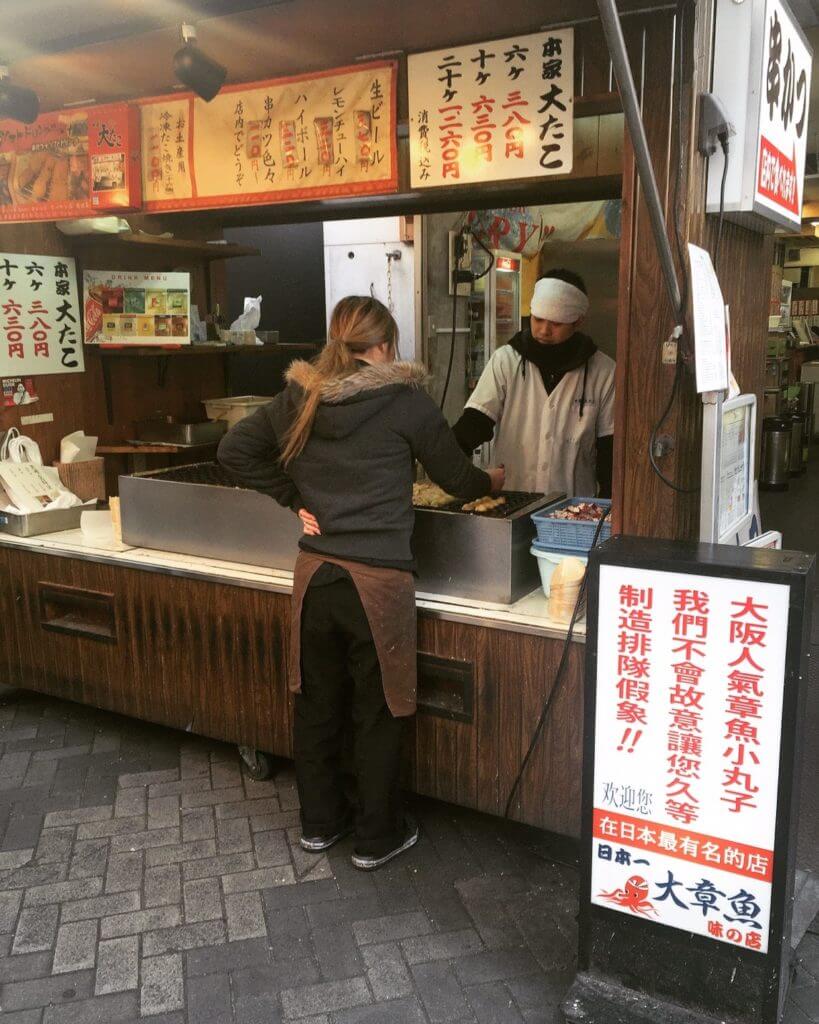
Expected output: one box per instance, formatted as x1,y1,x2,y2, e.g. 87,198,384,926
713,137,730,273
645,0,699,495
647,353,699,493
440,269,459,410
503,509,611,820
469,229,496,282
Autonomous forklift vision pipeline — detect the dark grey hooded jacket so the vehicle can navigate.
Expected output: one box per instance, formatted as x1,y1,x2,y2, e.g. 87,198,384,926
217,359,490,568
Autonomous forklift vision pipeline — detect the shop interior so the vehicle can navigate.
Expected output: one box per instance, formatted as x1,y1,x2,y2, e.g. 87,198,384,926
760,237,819,551
26,200,621,495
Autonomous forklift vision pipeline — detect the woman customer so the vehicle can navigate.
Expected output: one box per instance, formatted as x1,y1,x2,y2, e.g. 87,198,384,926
218,296,503,870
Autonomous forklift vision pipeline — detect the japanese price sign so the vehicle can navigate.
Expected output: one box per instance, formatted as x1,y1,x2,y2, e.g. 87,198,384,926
754,0,811,225
0,253,84,376
83,270,191,346
408,30,573,188
590,564,789,954
0,103,141,223
139,62,397,212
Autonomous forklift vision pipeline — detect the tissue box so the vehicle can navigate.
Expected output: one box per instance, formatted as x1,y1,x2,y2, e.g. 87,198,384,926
53,457,106,502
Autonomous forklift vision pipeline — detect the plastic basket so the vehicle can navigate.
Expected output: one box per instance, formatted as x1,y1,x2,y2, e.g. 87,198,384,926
531,497,612,551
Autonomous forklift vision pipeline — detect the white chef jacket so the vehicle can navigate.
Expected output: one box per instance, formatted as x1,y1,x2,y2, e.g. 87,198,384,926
466,344,616,496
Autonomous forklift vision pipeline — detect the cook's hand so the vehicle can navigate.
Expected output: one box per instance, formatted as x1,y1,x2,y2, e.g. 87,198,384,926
298,508,321,536
487,466,505,494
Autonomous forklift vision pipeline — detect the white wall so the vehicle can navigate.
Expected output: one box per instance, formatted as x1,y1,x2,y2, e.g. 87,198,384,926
322,219,416,361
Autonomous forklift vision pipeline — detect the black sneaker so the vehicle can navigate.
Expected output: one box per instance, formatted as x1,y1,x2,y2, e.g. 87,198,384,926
299,825,353,852
351,817,419,871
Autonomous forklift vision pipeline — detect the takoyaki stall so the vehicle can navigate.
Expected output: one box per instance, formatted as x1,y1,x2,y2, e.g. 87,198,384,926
0,0,774,838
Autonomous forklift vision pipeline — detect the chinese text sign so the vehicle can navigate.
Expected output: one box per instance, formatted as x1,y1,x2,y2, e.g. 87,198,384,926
0,253,84,376
140,62,397,212
591,565,789,954
408,30,574,188
755,0,811,225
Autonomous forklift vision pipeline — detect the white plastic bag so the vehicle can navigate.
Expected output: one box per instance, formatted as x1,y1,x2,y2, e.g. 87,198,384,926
230,296,262,334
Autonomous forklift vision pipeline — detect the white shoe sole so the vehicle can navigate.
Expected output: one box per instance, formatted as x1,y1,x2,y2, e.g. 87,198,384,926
299,827,352,852
351,829,419,871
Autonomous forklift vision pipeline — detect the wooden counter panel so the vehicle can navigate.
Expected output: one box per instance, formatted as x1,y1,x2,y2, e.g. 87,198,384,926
414,617,480,810
1,546,583,836
1,547,293,756
413,614,584,837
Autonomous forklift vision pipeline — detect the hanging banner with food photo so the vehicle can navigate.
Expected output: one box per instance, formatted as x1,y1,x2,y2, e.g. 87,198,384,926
0,103,142,222
83,270,191,346
0,253,83,376
408,30,574,188
139,61,398,212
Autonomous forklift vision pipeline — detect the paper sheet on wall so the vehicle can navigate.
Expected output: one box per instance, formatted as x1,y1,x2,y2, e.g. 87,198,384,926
688,244,729,393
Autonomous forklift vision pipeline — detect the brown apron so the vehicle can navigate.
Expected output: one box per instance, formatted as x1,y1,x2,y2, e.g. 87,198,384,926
289,550,418,717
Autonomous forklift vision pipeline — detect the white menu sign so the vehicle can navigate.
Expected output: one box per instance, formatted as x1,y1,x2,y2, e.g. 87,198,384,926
591,564,789,953
0,253,83,377
408,30,574,188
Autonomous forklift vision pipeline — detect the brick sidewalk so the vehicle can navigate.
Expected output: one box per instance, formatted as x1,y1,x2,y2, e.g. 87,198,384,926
0,686,816,1024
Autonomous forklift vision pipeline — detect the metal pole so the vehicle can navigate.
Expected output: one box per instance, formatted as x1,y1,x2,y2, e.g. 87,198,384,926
596,0,684,322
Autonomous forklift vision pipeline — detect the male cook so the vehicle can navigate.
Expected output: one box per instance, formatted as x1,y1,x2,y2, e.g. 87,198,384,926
453,268,615,498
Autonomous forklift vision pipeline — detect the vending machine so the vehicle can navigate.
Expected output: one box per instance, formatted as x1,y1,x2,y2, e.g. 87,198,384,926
466,249,522,392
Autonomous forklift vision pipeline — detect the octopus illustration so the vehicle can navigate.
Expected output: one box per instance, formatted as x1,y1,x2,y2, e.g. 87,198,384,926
598,875,658,917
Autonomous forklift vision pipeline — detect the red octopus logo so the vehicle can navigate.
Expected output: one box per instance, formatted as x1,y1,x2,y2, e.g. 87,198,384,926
598,875,658,917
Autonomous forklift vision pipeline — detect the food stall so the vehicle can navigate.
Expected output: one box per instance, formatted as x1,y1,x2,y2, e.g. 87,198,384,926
0,0,775,839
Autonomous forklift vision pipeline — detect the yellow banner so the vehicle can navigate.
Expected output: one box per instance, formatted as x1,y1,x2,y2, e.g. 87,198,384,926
140,62,397,212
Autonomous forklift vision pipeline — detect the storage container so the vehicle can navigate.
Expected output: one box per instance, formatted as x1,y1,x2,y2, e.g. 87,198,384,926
0,503,96,538
202,395,273,428
531,497,612,551
531,544,588,598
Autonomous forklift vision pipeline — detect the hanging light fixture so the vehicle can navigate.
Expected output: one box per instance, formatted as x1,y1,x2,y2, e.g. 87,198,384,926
173,23,226,102
0,66,39,124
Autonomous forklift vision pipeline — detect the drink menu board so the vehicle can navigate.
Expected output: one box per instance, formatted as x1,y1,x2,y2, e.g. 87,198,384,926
0,103,141,222
139,61,397,212
83,270,191,346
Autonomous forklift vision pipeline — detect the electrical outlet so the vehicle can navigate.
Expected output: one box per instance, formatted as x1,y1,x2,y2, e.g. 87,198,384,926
447,230,472,296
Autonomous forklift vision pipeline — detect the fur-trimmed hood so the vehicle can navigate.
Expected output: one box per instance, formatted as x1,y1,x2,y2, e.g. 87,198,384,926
283,359,430,442
285,359,428,403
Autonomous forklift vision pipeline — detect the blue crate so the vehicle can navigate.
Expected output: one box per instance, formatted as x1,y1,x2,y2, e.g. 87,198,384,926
531,497,612,551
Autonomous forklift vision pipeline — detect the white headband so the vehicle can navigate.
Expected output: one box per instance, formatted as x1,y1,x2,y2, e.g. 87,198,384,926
530,277,589,324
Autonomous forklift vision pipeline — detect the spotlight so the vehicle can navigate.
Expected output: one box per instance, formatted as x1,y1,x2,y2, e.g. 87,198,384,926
173,24,226,102
0,66,39,124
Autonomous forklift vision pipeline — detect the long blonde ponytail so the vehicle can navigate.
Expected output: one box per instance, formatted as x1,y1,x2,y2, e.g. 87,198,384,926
281,296,398,466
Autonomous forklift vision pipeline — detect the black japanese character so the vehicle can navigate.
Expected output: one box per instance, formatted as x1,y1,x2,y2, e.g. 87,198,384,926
538,84,567,114
767,11,782,120
654,871,688,909
542,37,563,58
542,59,563,81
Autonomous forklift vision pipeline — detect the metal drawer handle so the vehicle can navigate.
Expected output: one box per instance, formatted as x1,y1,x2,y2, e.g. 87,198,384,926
38,582,117,643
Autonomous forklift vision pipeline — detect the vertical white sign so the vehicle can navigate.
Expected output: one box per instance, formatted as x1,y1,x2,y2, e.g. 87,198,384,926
754,0,811,226
0,253,84,377
590,565,789,953
408,30,573,188
688,244,729,393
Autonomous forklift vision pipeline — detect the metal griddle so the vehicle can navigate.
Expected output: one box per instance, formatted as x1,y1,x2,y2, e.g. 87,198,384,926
119,463,563,604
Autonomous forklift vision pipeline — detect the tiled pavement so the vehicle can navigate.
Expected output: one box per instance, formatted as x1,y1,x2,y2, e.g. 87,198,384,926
0,684,816,1024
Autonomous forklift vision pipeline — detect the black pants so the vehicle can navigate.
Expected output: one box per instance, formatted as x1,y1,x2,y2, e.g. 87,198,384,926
295,575,407,857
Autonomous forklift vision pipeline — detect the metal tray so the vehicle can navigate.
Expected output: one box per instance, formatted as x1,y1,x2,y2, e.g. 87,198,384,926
0,503,96,538
134,420,227,445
